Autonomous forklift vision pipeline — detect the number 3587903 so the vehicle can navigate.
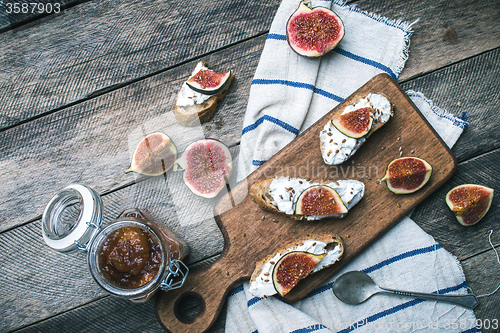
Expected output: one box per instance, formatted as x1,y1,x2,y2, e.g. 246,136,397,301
5,3,61,14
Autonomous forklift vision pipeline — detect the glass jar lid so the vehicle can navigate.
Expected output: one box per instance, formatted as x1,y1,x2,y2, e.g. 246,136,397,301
42,184,103,252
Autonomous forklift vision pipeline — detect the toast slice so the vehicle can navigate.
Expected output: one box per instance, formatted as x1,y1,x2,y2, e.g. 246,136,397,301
320,92,393,165
249,233,344,298
250,177,364,221
174,61,234,127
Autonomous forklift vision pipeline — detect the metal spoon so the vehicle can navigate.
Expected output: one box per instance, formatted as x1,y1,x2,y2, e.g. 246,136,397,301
332,271,479,309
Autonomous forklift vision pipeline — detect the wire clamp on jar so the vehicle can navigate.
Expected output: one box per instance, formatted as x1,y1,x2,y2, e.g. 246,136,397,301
160,259,189,291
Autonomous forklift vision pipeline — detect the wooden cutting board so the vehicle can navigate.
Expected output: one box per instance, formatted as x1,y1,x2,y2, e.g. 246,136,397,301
155,73,456,332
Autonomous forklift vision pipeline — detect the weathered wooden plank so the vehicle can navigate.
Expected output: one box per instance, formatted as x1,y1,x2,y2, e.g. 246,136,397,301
0,0,280,130
411,147,499,260
0,37,261,233
461,246,500,328
357,0,500,81
11,255,226,333
401,47,500,163
0,0,83,33
1,0,499,131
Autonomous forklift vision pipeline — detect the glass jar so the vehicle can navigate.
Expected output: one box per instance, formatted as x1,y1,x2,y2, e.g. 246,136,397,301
41,184,189,303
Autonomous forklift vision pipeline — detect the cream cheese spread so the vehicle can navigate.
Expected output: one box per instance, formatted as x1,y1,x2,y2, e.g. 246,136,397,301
320,93,392,165
176,62,212,107
268,177,364,220
248,240,343,298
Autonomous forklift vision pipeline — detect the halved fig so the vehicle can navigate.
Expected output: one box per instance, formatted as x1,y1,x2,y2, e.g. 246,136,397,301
286,0,345,57
377,157,432,194
186,69,233,95
295,185,348,216
446,184,494,226
174,138,232,198
332,107,373,138
272,251,326,296
124,132,177,176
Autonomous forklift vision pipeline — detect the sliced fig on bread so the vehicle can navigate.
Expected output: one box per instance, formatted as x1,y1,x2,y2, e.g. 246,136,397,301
248,233,344,298
174,61,234,127
320,93,392,165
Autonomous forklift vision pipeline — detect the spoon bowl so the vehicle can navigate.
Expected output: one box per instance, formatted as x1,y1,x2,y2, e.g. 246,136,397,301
332,271,479,309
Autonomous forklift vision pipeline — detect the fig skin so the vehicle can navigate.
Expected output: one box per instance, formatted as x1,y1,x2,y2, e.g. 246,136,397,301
295,185,348,216
377,157,432,194
286,0,345,58
173,138,232,198
124,132,178,176
332,107,373,138
272,251,326,296
186,69,233,95
446,184,494,226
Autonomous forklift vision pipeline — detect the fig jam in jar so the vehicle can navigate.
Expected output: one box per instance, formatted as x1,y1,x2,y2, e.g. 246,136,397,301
42,185,189,303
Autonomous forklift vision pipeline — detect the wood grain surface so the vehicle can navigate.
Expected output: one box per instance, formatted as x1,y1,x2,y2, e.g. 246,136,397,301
1,0,499,331
1,0,499,131
154,74,457,333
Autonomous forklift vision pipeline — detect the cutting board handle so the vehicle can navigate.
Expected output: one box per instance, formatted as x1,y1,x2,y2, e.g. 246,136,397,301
155,258,241,333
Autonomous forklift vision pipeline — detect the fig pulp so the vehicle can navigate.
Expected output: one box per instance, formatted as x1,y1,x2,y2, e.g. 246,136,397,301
378,157,432,194
332,107,373,138
125,132,178,176
446,184,494,226
286,0,344,57
174,139,232,198
272,251,326,296
295,185,348,216
186,68,233,95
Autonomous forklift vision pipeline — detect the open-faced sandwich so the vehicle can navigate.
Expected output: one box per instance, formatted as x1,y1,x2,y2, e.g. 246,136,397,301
249,233,344,297
320,93,393,165
250,177,364,220
174,61,234,127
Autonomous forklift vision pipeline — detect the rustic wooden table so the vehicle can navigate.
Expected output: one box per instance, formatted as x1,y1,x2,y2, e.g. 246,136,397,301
1,0,498,332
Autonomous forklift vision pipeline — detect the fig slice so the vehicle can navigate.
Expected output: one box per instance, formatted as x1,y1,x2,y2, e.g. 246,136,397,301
446,184,494,226
377,157,432,194
272,251,326,296
186,69,233,95
124,132,178,176
295,185,348,216
286,0,345,57
332,107,373,138
174,138,232,198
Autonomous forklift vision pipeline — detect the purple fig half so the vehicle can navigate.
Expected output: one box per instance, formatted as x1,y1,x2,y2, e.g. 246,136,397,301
332,107,373,138
377,157,432,194
286,0,344,57
186,69,232,95
174,138,232,198
124,132,177,176
295,185,348,217
446,184,494,226
272,251,326,296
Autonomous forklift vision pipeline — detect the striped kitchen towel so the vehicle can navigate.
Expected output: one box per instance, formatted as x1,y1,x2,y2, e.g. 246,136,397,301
227,0,474,332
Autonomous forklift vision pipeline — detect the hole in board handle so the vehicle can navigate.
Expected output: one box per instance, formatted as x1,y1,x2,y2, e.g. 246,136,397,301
174,292,206,324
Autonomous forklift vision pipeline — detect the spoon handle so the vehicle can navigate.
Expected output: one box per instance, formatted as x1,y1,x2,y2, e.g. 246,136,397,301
381,288,479,309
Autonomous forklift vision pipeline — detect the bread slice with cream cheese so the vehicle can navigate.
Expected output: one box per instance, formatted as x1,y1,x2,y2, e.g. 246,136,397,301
250,177,364,221
249,233,344,298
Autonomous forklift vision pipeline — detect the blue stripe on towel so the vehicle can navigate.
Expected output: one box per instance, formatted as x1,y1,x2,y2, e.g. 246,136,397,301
251,78,344,103
290,324,329,333
266,33,396,78
242,114,300,136
336,282,469,333
229,284,244,297
362,243,443,274
252,160,266,166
